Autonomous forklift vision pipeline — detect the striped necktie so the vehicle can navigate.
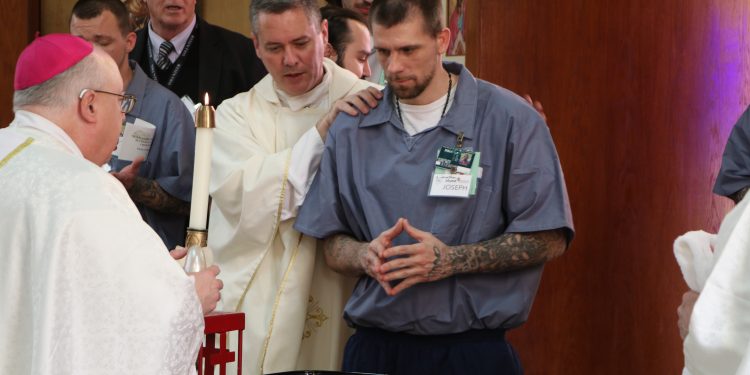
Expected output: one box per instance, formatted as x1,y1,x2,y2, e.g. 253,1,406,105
156,41,175,70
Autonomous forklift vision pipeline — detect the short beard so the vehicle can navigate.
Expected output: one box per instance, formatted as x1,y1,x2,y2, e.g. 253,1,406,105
388,67,435,100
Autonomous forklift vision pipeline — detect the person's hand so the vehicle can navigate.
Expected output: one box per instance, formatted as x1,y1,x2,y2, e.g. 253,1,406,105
169,246,187,260
363,218,405,295
316,87,383,141
379,219,449,295
523,94,547,123
678,290,700,339
192,265,223,315
111,156,145,190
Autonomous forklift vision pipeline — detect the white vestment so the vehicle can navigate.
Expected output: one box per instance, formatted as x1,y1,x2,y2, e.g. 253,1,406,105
209,60,376,374
684,196,750,374
0,111,204,374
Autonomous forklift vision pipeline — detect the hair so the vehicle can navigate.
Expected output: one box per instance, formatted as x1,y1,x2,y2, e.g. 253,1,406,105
13,49,109,111
325,0,343,6
250,0,322,37
321,5,368,66
71,0,133,35
370,0,444,37
123,0,148,31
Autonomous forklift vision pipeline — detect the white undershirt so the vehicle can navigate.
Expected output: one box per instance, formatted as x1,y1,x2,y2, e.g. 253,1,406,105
398,84,457,136
148,16,197,63
277,71,331,221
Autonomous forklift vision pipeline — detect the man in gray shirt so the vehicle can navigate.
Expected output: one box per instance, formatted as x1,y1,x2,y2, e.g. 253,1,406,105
295,0,573,373
71,0,195,249
714,107,750,204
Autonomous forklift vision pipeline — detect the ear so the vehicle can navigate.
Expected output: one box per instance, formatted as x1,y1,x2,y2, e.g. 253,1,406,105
125,31,137,54
78,89,98,124
437,27,451,55
320,19,329,44
324,43,337,60
252,32,261,54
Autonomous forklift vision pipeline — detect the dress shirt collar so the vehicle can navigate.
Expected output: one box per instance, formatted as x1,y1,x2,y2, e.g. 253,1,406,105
126,61,150,119
148,15,197,63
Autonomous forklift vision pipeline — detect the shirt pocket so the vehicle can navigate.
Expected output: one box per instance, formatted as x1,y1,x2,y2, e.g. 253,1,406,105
429,182,495,244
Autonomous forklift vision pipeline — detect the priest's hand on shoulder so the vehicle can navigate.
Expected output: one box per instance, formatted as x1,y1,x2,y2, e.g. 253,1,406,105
316,87,383,141
192,265,223,315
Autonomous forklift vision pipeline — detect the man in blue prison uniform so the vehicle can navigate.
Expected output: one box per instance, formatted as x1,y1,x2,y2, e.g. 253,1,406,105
71,0,195,249
294,0,574,374
110,61,195,249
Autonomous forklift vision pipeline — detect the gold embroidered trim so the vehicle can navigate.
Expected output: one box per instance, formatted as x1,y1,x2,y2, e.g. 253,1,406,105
259,235,303,374
0,137,33,170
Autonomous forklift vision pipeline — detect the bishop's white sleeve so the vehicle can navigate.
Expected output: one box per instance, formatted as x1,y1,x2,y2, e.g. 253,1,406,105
281,126,325,221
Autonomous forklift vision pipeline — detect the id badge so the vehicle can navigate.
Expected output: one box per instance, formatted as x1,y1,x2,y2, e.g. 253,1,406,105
429,173,472,197
435,146,474,175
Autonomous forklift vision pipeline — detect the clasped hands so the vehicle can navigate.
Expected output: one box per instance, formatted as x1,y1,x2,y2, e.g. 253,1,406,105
361,218,450,296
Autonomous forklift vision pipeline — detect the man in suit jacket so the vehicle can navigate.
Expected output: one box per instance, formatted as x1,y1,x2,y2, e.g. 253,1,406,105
130,0,266,107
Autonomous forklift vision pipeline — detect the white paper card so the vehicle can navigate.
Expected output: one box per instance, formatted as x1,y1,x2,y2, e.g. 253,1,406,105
429,173,472,198
115,118,156,162
181,95,200,120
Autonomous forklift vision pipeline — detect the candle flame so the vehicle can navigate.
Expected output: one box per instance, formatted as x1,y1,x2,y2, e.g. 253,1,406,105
204,93,210,106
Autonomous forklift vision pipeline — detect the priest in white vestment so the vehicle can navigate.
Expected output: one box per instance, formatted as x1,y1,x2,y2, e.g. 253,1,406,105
208,1,379,373
0,34,217,374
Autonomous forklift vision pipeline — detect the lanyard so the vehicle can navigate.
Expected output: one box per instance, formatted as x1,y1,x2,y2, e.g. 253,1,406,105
146,26,196,89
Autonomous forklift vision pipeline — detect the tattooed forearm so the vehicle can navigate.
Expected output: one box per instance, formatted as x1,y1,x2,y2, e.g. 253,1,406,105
729,186,750,205
323,234,368,277
445,229,567,276
128,176,191,216
427,246,441,279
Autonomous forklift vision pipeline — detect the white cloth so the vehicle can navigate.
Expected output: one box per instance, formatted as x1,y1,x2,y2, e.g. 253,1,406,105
208,59,379,374
673,230,716,292
683,196,750,375
0,111,204,374
285,127,325,221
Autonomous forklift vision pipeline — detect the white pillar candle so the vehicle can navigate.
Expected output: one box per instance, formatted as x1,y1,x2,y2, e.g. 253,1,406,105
188,95,215,230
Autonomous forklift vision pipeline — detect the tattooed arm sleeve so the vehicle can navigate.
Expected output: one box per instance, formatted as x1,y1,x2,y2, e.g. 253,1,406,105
128,176,191,216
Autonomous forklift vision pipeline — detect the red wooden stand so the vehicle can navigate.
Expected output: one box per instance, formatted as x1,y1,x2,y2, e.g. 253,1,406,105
197,311,245,375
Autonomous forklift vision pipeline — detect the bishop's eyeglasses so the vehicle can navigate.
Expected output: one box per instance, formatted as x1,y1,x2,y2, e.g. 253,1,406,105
79,88,136,114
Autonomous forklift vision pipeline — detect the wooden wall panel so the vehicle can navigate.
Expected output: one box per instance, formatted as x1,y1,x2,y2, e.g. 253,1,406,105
1,0,39,127
202,0,252,37
468,0,750,373
41,0,75,34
